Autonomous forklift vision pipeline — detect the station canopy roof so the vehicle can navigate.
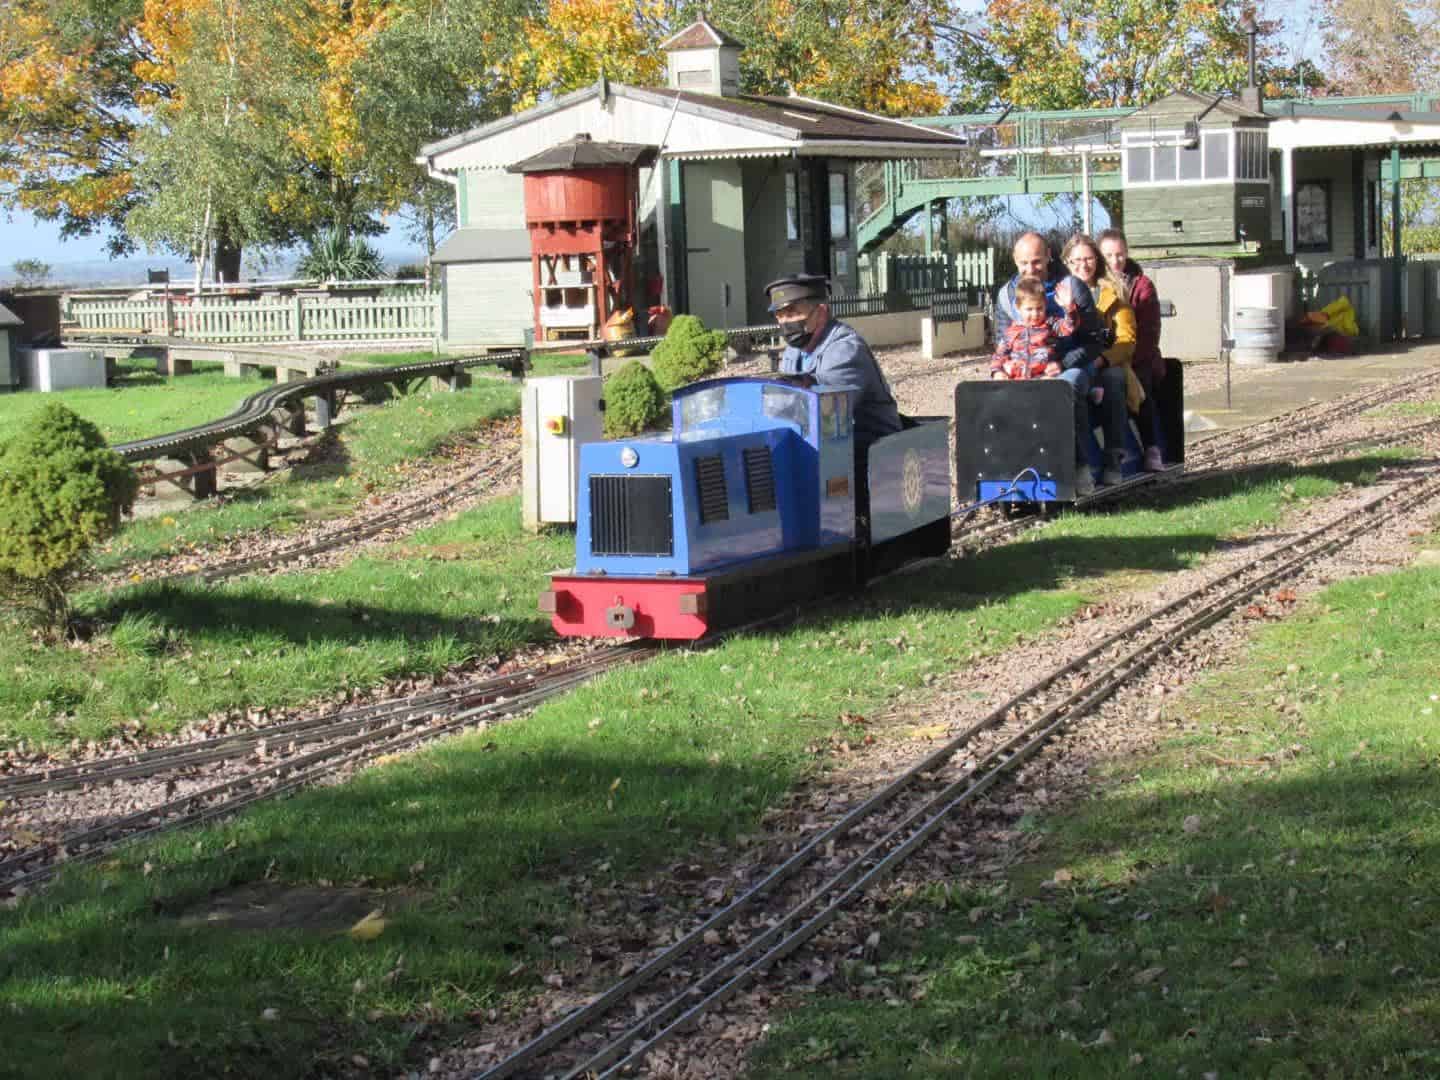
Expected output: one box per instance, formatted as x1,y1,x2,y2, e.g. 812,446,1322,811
418,80,966,173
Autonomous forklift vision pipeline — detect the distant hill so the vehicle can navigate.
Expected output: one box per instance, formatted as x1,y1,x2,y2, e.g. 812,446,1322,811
4,249,429,290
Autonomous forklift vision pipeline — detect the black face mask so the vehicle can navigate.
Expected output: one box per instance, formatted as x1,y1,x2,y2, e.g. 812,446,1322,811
781,322,812,348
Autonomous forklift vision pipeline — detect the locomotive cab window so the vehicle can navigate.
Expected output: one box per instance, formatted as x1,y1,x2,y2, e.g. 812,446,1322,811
762,385,811,438
819,392,851,440
680,386,726,433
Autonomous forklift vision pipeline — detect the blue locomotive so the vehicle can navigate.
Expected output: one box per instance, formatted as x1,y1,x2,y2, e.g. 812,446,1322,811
540,377,951,639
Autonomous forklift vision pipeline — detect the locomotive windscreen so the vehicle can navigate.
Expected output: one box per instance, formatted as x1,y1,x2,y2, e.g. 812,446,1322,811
589,475,674,556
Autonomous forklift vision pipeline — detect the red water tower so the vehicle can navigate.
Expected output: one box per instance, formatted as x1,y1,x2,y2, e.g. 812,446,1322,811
507,135,657,342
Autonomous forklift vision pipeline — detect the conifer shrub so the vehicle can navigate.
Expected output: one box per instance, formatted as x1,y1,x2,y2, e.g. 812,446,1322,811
649,314,727,393
603,361,667,438
0,403,139,637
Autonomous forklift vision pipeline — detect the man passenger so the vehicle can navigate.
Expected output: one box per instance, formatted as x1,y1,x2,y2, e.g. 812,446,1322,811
993,232,1120,495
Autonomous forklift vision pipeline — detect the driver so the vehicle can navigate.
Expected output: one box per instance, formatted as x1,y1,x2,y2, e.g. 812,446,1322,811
765,274,902,456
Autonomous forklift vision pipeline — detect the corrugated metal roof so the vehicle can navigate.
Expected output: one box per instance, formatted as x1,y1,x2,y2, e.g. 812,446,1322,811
432,229,532,265
419,81,965,167
643,88,967,145
506,135,657,173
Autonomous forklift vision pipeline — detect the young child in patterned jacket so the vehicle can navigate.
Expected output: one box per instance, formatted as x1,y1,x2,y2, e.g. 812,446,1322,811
990,278,1103,402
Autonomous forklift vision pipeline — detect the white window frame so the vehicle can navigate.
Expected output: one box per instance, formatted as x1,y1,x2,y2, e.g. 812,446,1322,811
1123,128,1269,187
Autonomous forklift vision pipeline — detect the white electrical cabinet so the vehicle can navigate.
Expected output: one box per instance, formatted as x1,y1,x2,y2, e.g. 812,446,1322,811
521,374,604,529
18,348,106,392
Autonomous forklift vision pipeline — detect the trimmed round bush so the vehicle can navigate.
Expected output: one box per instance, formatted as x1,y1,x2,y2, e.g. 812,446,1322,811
649,314,727,393
0,402,138,635
603,361,667,438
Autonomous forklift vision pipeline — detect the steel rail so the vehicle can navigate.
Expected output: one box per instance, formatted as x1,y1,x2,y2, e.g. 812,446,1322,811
475,469,1440,1080
588,472,1440,1076
1186,364,1440,464
137,455,521,588
103,324,786,465
0,654,602,798
0,648,651,889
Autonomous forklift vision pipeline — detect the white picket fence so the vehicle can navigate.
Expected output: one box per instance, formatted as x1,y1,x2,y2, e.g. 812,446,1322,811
67,291,440,344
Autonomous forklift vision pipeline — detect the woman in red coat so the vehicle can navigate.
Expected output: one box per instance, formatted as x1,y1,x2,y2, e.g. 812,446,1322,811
1098,228,1165,469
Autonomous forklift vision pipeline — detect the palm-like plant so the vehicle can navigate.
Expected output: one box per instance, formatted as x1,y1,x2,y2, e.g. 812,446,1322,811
297,227,385,282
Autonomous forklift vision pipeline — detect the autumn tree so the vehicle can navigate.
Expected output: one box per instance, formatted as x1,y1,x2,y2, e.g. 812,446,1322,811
502,0,952,117
949,0,1279,112
353,0,533,256
706,0,952,115
0,0,159,255
1320,0,1437,95
126,0,297,285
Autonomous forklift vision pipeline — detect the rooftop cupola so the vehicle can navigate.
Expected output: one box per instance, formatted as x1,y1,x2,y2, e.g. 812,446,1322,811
661,19,743,98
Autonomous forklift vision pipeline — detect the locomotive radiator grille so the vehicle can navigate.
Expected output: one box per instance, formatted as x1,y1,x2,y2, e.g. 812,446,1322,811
743,446,776,513
589,475,673,556
695,455,729,524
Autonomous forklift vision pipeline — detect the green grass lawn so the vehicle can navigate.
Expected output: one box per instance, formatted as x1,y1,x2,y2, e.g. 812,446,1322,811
5,496,571,746
751,528,1440,1078
0,456,1406,1079
0,357,267,446
0,349,587,571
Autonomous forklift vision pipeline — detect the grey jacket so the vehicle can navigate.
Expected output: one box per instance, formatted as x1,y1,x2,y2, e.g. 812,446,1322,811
780,318,902,450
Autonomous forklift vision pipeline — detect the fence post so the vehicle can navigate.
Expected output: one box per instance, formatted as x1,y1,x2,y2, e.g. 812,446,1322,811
292,294,304,342
163,296,175,337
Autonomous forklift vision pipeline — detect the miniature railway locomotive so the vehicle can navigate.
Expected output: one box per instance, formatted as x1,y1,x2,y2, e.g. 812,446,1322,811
540,377,952,640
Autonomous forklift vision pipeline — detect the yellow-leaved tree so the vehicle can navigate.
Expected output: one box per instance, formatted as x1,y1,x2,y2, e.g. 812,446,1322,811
504,0,668,106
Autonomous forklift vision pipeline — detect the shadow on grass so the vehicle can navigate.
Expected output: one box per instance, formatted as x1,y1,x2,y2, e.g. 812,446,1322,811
1,747,784,1078
89,580,543,650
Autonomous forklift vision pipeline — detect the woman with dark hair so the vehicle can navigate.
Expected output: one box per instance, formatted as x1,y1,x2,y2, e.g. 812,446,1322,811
1098,228,1165,470
1060,233,1157,479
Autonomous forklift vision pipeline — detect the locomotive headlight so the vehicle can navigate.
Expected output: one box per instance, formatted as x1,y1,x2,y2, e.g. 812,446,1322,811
619,447,639,468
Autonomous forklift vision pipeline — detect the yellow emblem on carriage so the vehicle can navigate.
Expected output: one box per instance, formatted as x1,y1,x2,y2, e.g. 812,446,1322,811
902,449,924,516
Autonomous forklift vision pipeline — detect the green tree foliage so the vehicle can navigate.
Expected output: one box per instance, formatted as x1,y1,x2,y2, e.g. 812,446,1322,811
649,314,727,393
603,360,667,438
948,0,1317,112
0,403,138,637
11,258,51,288
297,227,387,281
0,0,156,256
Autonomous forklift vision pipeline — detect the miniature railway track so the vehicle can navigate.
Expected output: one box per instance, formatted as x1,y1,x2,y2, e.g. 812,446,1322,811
473,465,1440,1080
135,453,521,587
1186,363,1440,465
0,646,652,892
